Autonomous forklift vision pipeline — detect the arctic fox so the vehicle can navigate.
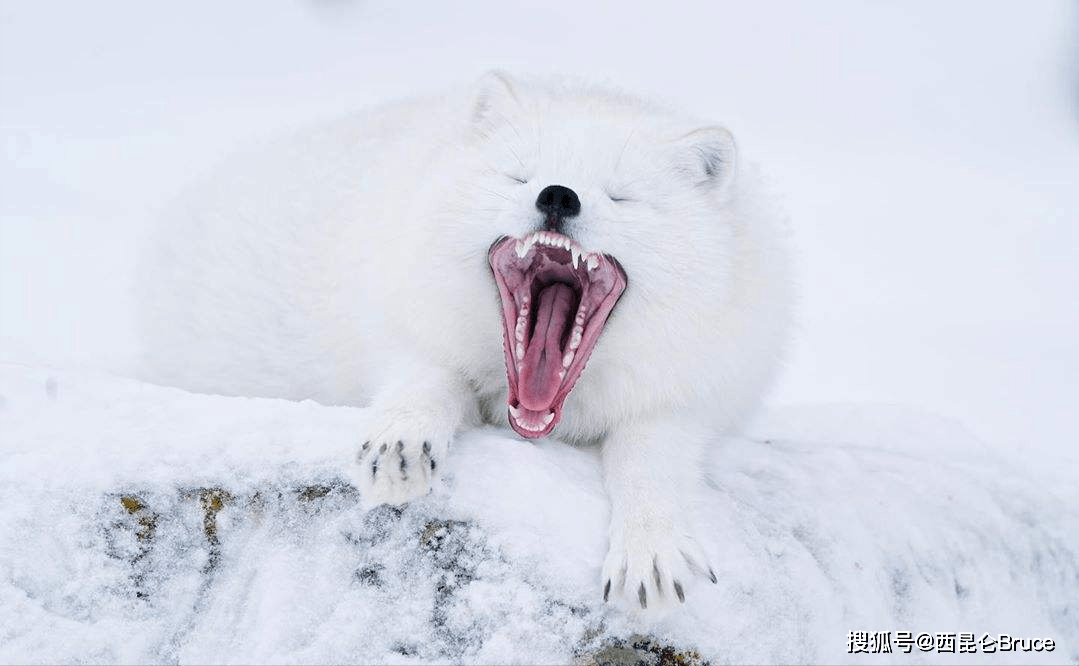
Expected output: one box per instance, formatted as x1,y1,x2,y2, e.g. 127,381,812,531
138,72,792,612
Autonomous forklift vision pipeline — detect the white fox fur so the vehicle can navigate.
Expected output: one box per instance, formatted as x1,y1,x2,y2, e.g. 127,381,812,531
137,72,793,614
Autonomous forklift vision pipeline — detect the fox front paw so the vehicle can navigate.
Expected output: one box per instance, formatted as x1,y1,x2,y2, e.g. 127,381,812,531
601,521,715,613
352,434,448,507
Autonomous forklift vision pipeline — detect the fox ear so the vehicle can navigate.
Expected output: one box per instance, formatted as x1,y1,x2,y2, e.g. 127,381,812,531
470,70,521,131
672,126,737,191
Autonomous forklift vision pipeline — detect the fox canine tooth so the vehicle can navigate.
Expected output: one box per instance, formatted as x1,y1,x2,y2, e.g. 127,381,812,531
542,412,554,426
586,254,599,271
517,235,538,257
571,247,581,268
509,405,522,420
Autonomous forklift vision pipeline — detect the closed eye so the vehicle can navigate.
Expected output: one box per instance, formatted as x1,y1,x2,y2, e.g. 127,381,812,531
607,193,633,203
508,174,529,185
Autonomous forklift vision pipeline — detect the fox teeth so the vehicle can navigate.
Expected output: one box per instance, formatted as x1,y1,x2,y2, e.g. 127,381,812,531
516,236,537,258
515,342,524,360
521,232,599,263
562,351,575,368
511,411,555,431
569,325,583,351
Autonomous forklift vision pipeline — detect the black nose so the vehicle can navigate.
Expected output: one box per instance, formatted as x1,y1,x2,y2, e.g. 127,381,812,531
536,185,580,231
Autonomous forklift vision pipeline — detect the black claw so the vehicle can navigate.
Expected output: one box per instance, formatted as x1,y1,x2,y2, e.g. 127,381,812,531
638,583,647,609
422,440,431,454
399,454,408,479
371,461,378,478
674,580,685,603
430,458,437,471
709,568,717,584
395,440,404,453
680,548,702,573
361,440,371,452
378,443,387,454
652,558,662,591
603,579,611,602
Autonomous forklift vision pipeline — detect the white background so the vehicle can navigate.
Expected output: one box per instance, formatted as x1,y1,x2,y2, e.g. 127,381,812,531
2,0,1077,458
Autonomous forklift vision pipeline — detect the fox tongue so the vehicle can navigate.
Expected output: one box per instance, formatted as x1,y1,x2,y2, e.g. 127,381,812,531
518,282,574,410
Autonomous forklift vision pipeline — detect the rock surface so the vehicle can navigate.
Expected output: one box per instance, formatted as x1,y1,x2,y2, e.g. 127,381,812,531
1,364,1076,663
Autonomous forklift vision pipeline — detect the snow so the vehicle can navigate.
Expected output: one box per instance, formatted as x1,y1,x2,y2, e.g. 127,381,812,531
1,364,1076,663
2,0,1078,663
3,1,1077,455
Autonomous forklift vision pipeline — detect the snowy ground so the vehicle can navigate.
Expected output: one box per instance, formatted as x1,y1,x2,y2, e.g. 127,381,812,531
2,1,1078,664
2,364,1076,664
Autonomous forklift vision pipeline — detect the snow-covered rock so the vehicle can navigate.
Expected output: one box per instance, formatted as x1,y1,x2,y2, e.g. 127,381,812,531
1,363,1076,664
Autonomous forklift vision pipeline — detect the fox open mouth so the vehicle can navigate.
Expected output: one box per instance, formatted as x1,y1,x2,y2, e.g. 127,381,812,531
488,232,628,438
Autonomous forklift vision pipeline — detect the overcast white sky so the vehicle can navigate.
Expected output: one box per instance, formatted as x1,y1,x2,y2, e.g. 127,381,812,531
1,0,1077,457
